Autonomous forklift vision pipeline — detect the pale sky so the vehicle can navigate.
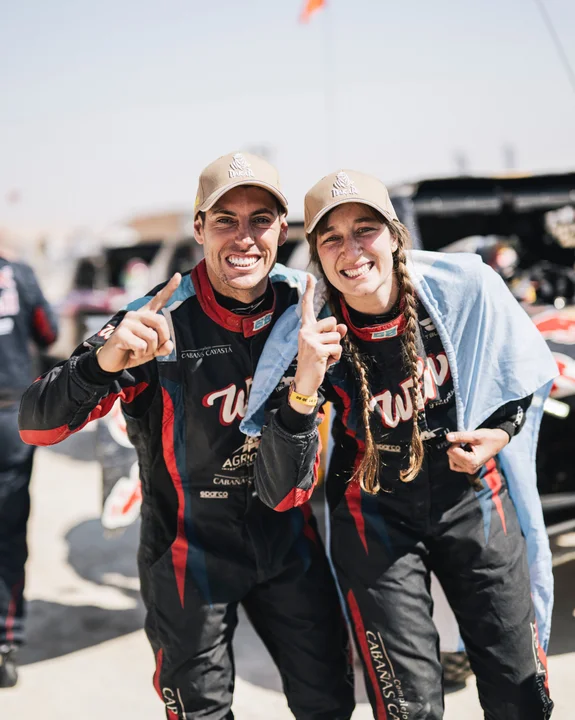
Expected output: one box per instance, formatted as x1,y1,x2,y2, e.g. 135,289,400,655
1,0,574,237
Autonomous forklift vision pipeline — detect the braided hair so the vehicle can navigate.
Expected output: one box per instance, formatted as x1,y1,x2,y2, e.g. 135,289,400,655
393,235,425,483
308,213,424,492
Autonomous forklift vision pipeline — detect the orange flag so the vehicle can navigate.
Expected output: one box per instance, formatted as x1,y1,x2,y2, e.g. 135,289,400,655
300,0,326,23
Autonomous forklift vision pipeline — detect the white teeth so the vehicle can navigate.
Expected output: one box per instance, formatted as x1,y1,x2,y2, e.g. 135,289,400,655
227,255,259,267
342,263,372,279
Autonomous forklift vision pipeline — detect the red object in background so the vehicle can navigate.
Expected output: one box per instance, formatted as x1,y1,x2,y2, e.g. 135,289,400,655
533,309,575,346
300,0,326,23
531,308,575,398
550,353,575,398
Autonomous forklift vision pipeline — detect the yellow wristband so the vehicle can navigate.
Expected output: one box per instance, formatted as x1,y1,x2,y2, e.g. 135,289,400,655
289,382,318,407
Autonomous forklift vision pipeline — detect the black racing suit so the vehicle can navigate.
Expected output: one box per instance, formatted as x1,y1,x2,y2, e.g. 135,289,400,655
254,297,554,720
0,256,58,648
19,261,354,720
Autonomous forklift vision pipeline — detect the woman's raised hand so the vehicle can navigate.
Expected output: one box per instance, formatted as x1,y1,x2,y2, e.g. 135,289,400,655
292,275,347,399
96,273,182,373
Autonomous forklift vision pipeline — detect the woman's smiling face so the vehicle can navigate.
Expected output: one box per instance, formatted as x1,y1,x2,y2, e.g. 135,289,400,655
315,202,399,314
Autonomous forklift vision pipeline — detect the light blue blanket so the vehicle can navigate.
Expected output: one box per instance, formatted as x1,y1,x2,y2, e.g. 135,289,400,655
241,250,558,650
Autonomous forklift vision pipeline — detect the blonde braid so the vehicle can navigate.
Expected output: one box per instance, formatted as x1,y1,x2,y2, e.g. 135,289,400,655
345,336,380,493
392,228,424,482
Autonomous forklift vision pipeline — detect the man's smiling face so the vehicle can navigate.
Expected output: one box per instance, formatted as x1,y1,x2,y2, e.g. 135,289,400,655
194,185,287,302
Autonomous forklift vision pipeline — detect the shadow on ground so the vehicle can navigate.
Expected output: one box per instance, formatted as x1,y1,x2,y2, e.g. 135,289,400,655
17,516,290,694
19,509,574,702
18,508,371,698
19,520,144,666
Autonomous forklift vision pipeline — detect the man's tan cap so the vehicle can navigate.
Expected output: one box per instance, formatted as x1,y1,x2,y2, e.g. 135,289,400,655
304,170,398,234
194,152,288,217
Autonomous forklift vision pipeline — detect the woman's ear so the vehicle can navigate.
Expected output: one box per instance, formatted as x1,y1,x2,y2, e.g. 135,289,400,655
388,222,399,255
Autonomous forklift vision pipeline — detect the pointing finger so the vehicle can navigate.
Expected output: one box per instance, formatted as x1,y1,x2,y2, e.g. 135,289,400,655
301,274,317,326
145,273,182,314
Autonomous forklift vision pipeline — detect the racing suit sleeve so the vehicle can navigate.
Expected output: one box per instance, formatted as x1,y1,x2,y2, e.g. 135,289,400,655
479,395,533,440
253,392,327,512
18,262,58,347
18,311,156,446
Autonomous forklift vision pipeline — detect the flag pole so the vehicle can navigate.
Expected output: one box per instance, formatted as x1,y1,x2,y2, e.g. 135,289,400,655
300,0,334,166
323,1,335,167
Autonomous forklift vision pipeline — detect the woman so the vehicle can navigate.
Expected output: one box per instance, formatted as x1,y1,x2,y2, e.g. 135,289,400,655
245,170,556,719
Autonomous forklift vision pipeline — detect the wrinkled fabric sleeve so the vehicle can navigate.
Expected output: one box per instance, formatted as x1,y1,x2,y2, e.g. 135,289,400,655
19,311,155,446
479,395,533,440
253,391,328,511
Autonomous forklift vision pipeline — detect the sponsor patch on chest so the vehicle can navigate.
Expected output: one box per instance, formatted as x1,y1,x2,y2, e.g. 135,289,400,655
180,344,232,360
370,352,451,429
199,490,229,500
202,378,252,426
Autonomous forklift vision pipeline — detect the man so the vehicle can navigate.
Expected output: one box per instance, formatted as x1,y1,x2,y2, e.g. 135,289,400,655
0,235,58,687
19,153,354,719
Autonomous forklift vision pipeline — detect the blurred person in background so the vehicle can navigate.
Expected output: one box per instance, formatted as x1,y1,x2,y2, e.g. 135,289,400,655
18,154,354,719
0,231,58,688
246,170,557,720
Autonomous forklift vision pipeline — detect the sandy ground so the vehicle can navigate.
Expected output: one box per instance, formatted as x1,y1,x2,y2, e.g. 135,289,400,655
0,438,573,719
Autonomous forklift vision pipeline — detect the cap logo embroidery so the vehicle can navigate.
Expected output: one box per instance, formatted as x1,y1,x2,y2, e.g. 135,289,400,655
229,153,255,179
331,172,359,198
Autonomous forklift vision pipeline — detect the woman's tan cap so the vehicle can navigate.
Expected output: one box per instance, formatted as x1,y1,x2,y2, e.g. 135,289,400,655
194,152,288,217
304,170,398,234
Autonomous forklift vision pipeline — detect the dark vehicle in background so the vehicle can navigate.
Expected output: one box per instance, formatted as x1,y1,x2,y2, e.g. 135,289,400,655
389,171,575,533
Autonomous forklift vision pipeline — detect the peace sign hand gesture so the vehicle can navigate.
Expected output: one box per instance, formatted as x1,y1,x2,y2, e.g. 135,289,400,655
96,273,182,373
292,275,347,408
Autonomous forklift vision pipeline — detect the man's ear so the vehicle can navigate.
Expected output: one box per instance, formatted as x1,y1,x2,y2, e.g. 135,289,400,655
278,215,288,246
194,216,204,245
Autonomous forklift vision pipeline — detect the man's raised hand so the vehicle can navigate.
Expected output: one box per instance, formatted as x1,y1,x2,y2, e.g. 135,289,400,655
96,273,182,373
292,275,347,407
